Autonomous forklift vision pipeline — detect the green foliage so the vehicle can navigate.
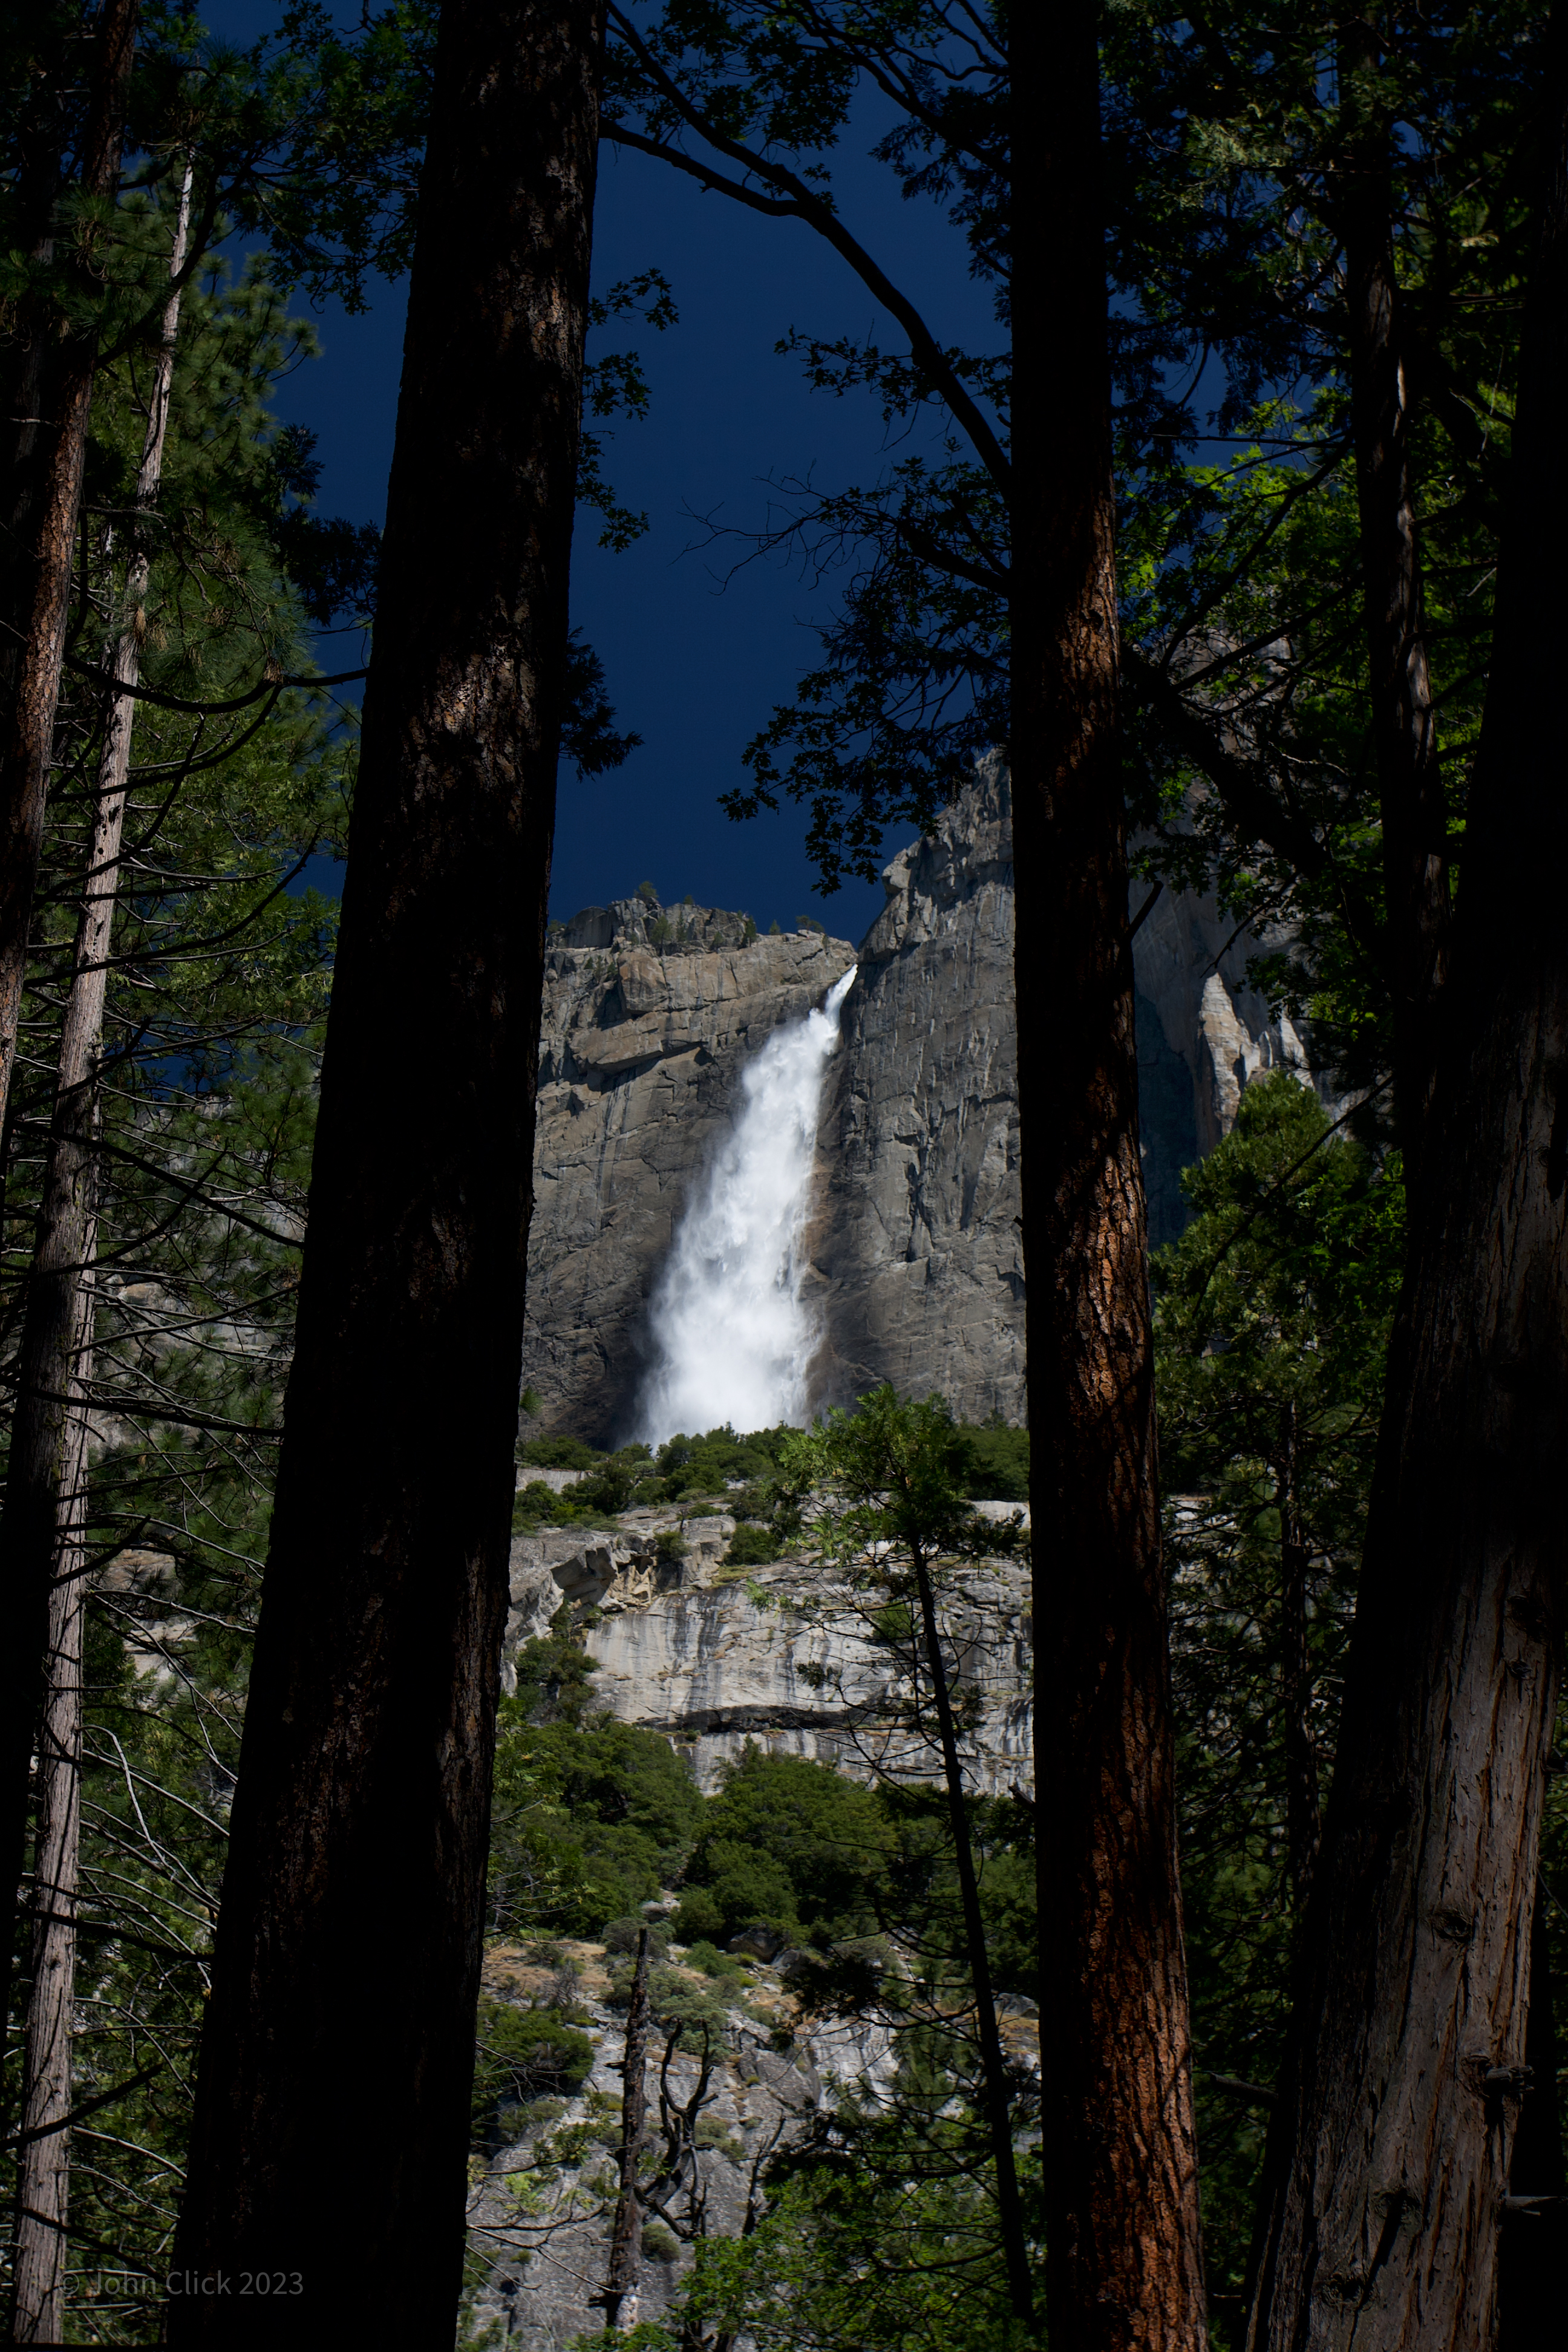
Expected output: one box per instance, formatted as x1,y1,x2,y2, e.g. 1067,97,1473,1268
675,1746,893,1949
642,2220,682,2263
488,1636,704,1940
519,1433,601,1471
1154,1074,1406,2315
724,1521,782,1567
638,880,661,906
652,1422,794,1505
1154,1073,1402,1531
767,919,782,934
954,1420,1029,1503
602,1914,670,1958
471,2000,594,2142
682,1939,746,1981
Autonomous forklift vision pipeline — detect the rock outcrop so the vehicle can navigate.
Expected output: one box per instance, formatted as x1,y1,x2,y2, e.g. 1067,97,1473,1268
470,1518,1037,2348
1133,887,1314,1247
521,762,1325,1437
506,1520,1033,1797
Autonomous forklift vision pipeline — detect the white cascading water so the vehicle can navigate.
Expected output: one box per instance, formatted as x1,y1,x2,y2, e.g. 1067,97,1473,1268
637,966,857,1443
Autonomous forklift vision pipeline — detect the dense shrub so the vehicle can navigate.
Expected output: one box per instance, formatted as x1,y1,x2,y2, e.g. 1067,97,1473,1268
471,1999,593,2140
675,1747,893,1949
519,1433,601,1471
953,1419,1030,1503
723,1522,781,1567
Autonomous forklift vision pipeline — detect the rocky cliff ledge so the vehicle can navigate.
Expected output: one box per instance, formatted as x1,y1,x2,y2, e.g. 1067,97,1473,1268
506,1519,1033,1798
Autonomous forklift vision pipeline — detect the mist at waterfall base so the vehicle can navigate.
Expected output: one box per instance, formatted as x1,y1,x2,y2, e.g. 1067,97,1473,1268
636,969,857,1445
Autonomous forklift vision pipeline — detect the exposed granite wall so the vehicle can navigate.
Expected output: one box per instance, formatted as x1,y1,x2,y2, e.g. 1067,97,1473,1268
522,913,855,1442
521,768,1322,1439
808,756,1022,1421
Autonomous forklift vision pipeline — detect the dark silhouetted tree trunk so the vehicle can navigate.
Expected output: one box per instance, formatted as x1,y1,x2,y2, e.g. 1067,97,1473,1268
1246,22,1568,2347
0,0,139,1138
9,1224,95,2344
1011,10,1206,2349
0,154,190,2068
167,5,603,2342
1277,1406,1319,1912
604,1927,651,2332
1336,30,1451,1176
1497,1893,1567,2348
909,1536,1033,2325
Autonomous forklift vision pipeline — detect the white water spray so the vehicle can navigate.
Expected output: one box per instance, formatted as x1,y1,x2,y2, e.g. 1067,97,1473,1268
637,967,857,1442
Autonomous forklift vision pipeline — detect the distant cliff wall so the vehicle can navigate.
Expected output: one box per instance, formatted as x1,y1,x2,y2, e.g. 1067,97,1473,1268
522,909,855,1442
808,757,1023,1422
521,773,1322,1439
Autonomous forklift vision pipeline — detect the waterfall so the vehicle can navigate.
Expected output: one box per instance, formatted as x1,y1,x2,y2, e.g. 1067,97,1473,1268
636,966,857,1443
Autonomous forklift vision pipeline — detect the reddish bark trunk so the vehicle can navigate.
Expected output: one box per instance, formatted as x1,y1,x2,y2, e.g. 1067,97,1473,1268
1011,11,1206,2348
1277,1408,1320,1912
1246,26,1568,2348
168,7,602,2342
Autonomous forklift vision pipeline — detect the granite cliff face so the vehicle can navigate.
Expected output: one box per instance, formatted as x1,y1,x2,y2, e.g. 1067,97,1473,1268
808,758,1022,1423
521,764,1322,1437
1133,885,1313,1247
506,1518,1033,1798
523,907,855,1441
464,1517,1037,2350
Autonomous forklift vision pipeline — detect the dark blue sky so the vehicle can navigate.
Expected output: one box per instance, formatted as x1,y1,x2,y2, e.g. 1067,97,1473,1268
211,8,998,944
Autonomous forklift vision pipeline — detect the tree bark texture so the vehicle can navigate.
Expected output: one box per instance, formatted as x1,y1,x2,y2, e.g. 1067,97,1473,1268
1278,1408,1320,1913
0,155,191,2068
604,1927,651,2332
910,1539,1033,2324
1011,11,1207,2349
1336,33,1451,1174
0,0,139,1140
168,8,602,2342
9,1238,94,2345
1497,1894,1567,2348
1246,27,1568,2346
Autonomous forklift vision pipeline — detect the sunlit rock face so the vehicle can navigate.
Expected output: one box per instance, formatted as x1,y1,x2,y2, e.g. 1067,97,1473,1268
522,913,857,1443
809,756,1023,1422
505,1523,1033,1799
1133,886,1315,1249
520,766,1325,1442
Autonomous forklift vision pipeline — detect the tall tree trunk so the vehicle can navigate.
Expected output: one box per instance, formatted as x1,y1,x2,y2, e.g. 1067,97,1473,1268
0,157,190,2051
909,1538,1033,2325
168,7,602,2341
1276,1406,1319,1912
9,1218,95,2345
0,0,139,1136
1011,11,1206,2349
1246,23,1568,2347
1497,1893,1567,2348
1337,28,1451,1175
604,1926,651,2333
